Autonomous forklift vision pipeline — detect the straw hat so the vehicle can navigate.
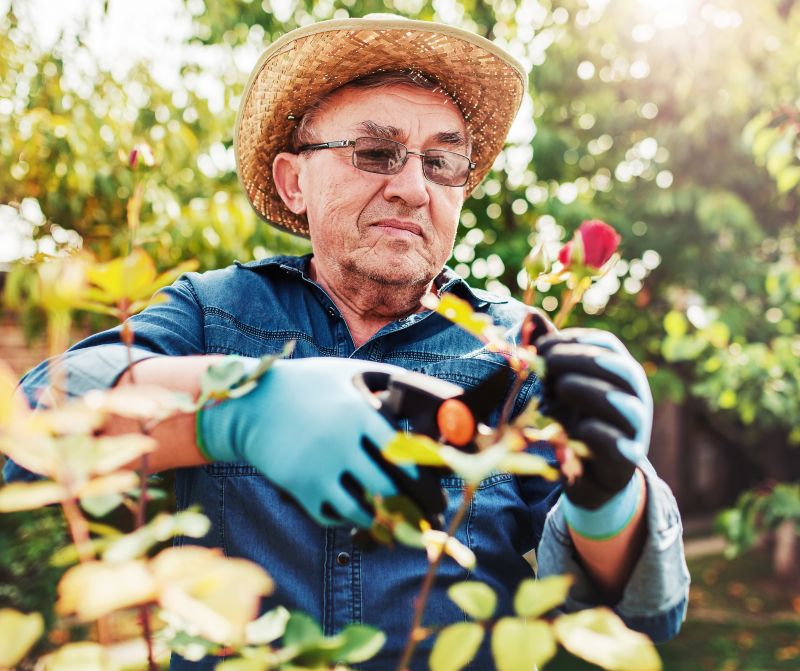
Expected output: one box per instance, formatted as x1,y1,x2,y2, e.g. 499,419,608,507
234,14,527,238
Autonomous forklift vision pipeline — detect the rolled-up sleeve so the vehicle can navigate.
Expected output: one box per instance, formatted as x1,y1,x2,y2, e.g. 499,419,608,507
536,459,690,643
3,277,205,483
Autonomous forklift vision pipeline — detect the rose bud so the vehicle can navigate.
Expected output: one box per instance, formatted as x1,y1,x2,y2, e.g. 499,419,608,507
558,219,621,270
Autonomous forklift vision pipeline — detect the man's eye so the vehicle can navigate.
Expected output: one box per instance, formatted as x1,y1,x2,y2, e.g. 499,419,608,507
425,156,449,172
360,149,395,161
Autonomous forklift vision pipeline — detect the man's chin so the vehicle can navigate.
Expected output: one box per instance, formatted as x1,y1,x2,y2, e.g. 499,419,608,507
348,258,435,287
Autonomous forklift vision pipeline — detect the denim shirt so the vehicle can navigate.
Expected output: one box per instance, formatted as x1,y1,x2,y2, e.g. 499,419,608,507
5,255,689,670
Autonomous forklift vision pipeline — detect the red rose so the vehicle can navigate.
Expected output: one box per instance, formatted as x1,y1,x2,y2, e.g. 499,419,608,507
558,219,620,270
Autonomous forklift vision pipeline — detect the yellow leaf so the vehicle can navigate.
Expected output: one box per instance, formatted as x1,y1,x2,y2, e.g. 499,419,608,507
77,471,139,499
422,294,502,343
0,432,56,477
553,607,662,671
26,403,106,436
0,608,44,667
421,530,476,570
40,642,120,671
0,480,68,511
84,386,197,422
85,248,157,304
151,547,274,644
0,361,25,430
37,254,89,315
383,433,447,466
430,622,484,671
499,452,560,480
513,576,573,618
89,434,157,474
57,560,158,621
491,618,556,671
145,259,200,297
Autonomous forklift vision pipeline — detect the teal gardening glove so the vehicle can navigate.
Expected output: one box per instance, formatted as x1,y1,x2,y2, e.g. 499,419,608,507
197,357,411,528
535,329,653,540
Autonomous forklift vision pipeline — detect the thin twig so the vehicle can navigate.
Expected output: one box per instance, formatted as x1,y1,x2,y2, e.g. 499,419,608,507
395,482,478,671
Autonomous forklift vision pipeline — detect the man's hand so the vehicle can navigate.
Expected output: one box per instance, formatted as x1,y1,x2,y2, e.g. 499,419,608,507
535,329,652,539
198,357,415,528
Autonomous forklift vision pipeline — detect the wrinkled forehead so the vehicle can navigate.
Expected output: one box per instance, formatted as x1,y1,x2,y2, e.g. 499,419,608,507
313,83,469,144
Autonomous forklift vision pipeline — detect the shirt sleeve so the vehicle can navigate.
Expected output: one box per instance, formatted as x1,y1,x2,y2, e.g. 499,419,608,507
536,458,690,643
3,277,205,484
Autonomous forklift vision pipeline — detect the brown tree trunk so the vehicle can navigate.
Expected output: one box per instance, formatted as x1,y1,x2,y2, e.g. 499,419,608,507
773,519,798,582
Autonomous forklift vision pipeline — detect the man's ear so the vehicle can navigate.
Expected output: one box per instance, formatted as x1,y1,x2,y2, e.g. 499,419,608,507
273,152,307,215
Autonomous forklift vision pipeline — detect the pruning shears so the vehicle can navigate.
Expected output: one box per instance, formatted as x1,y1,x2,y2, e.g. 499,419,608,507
351,366,512,541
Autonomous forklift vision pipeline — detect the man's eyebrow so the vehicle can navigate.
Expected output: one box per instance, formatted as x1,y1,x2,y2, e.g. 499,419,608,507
355,121,403,140
433,130,469,148
353,122,469,149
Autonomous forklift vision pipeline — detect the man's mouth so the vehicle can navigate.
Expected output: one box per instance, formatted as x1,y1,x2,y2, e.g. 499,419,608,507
372,219,424,238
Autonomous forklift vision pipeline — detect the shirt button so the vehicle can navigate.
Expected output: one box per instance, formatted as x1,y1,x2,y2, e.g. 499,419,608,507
336,552,351,566
327,306,337,318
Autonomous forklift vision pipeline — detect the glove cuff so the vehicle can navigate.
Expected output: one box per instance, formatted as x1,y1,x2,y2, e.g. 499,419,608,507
561,470,644,540
196,356,261,463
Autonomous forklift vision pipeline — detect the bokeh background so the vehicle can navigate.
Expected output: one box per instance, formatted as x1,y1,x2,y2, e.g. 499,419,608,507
1,0,798,668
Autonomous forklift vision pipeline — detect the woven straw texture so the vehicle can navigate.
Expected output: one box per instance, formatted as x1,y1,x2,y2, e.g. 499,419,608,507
235,17,527,237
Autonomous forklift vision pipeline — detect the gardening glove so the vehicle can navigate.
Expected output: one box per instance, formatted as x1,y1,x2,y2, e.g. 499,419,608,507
535,329,652,539
197,356,419,528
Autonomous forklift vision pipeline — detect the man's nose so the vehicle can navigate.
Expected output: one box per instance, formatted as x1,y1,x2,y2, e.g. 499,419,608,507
382,155,430,208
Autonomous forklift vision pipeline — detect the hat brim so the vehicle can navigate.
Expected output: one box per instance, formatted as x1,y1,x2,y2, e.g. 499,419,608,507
235,17,527,238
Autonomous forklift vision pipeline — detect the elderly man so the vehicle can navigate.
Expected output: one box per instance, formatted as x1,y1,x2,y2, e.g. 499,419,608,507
6,15,689,671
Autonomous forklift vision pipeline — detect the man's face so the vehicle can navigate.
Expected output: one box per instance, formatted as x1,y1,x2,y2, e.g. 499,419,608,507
292,85,468,287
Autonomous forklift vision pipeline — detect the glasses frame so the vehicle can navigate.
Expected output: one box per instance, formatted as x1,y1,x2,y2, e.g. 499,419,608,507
297,137,476,188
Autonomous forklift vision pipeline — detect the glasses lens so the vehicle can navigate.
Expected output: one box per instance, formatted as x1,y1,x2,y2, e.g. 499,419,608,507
422,150,470,187
353,137,406,175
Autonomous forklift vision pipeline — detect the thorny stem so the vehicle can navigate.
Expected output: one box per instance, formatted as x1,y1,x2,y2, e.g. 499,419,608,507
395,482,478,671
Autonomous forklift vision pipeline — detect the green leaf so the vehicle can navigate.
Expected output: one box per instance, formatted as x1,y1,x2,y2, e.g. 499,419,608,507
491,617,556,671
553,607,662,671
80,493,123,517
663,311,687,338
199,356,248,403
447,581,497,620
246,606,291,645
430,622,484,671
776,165,800,193
332,624,386,664
283,612,324,650
103,509,211,562
513,575,573,618
0,609,44,667
393,520,425,548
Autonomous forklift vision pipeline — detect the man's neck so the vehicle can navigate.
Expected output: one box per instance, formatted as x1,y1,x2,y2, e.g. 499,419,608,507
309,258,435,348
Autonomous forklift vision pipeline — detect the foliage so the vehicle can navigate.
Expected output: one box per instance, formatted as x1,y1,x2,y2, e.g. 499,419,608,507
716,482,800,557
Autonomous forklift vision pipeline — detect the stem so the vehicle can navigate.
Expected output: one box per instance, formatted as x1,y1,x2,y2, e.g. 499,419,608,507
395,483,478,671
121,310,156,669
553,287,575,329
140,604,158,671
61,497,92,562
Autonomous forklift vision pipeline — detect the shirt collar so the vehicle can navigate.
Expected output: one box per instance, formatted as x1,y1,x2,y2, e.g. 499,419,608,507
236,254,508,306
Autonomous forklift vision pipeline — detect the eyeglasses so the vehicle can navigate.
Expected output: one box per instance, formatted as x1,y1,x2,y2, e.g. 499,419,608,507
297,136,475,188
